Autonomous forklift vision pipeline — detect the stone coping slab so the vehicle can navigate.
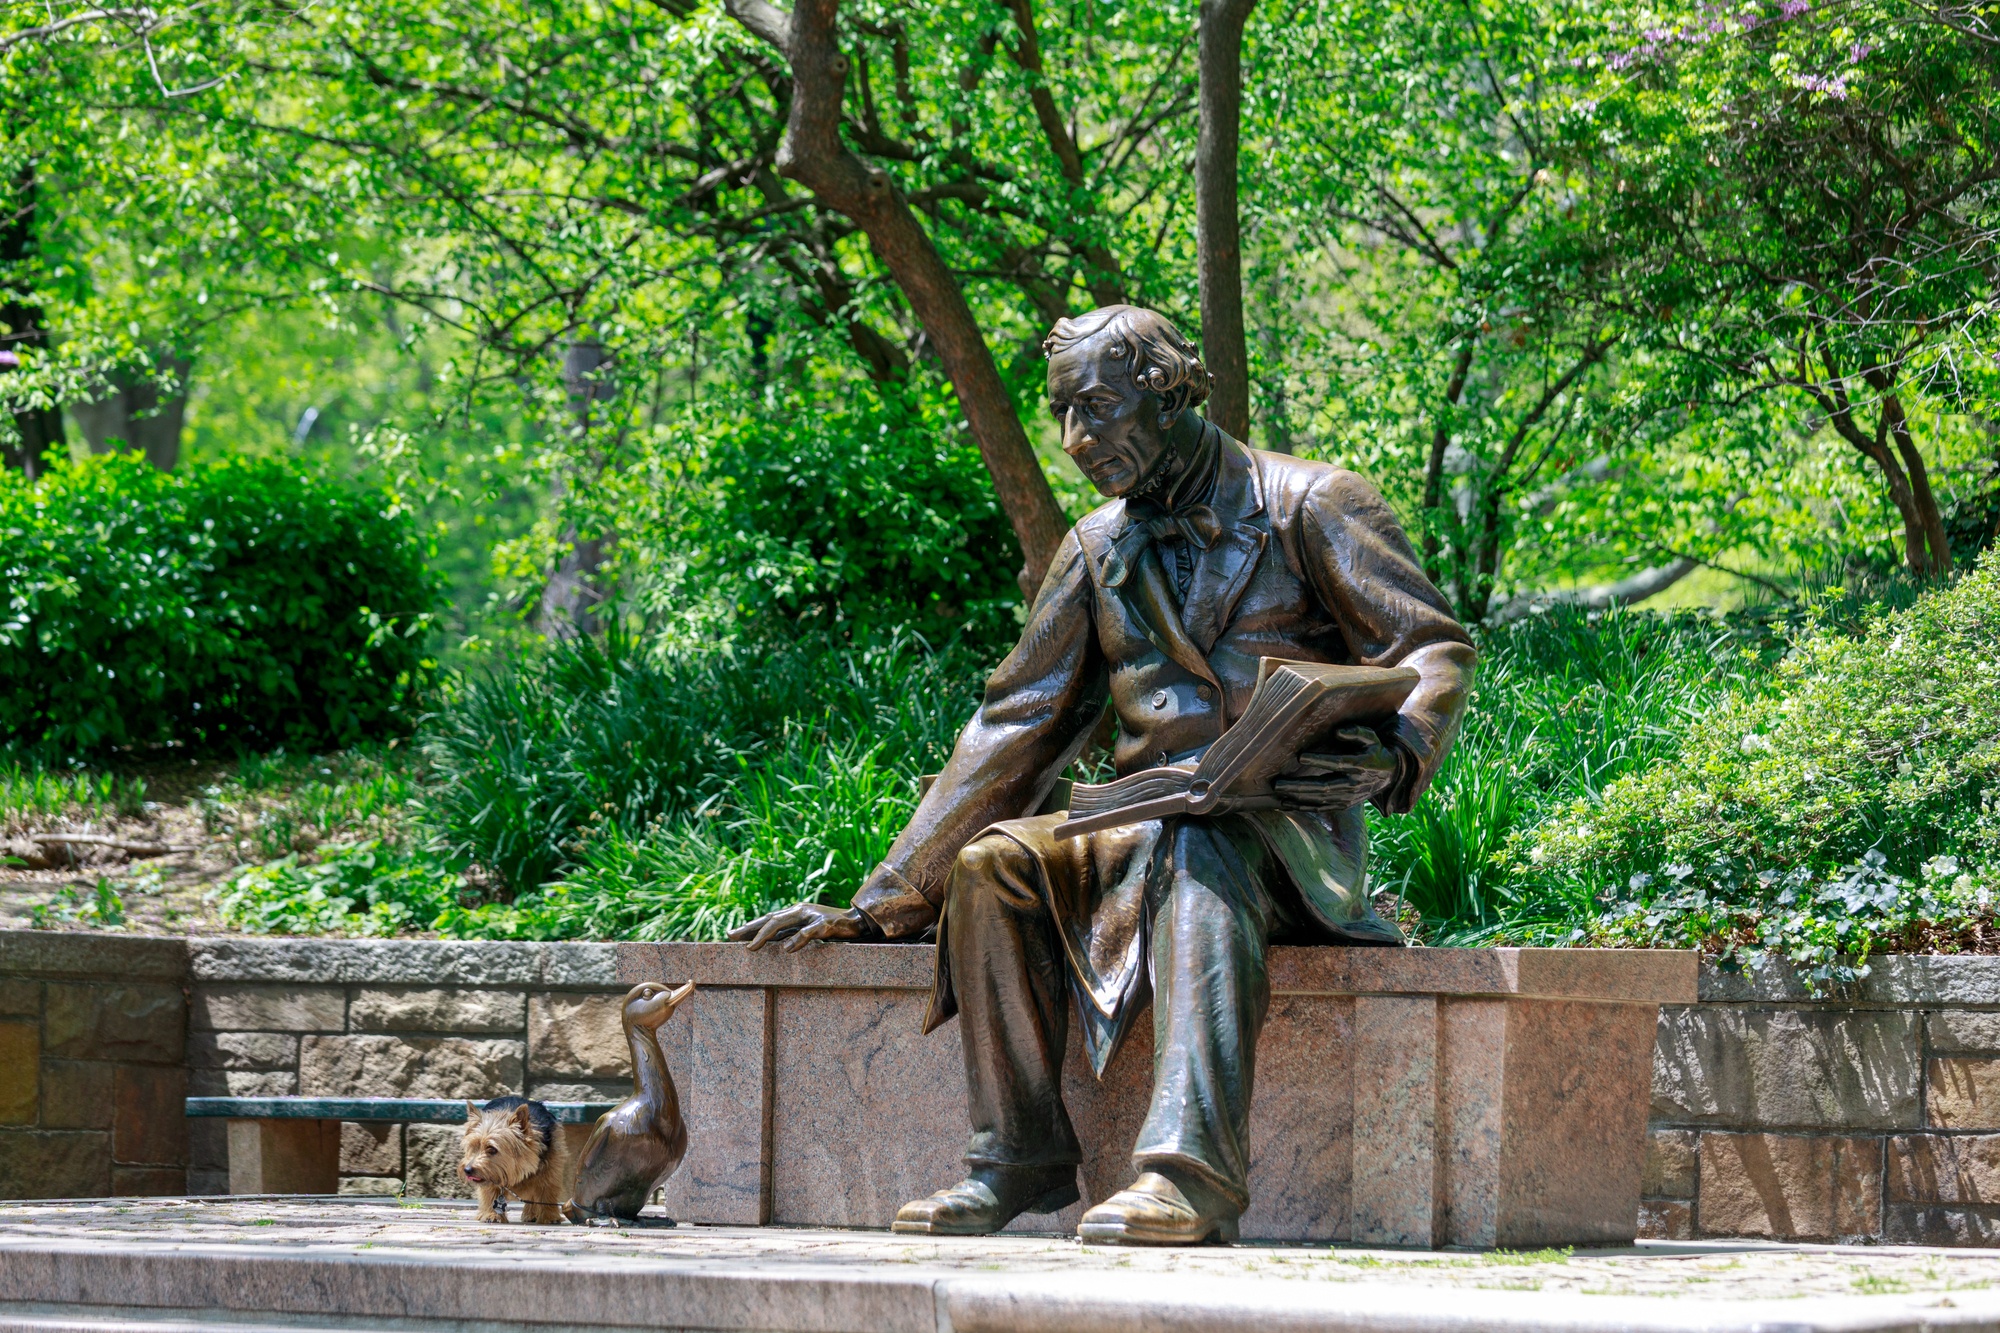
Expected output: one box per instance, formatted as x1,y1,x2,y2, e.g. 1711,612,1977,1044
1,1199,1997,1333
0,932,632,988
184,1098,619,1124
1701,954,2000,1005
619,941,1698,1003
187,939,619,988
0,931,189,982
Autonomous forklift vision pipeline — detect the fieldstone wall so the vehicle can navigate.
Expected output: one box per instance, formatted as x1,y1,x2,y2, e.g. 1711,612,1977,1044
1643,956,2000,1245
0,933,189,1198
183,939,625,1197
0,933,627,1200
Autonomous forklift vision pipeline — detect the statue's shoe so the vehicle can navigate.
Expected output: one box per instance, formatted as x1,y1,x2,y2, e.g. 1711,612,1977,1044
890,1167,1079,1236
1076,1171,1240,1245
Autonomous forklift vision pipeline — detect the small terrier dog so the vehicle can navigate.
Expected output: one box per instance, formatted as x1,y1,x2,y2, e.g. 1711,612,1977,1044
460,1096,572,1224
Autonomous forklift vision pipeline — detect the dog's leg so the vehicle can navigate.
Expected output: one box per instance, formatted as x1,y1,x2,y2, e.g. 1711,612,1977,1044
474,1184,504,1223
521,1201,562,1225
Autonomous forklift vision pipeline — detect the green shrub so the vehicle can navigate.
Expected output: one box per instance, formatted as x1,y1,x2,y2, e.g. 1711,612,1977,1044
0,454,441,755
1517,554,2000,977
212,840,464,936
638,383,1024,651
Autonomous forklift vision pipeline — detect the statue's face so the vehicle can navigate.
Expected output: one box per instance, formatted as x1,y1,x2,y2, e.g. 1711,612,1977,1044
1047,332,1176,498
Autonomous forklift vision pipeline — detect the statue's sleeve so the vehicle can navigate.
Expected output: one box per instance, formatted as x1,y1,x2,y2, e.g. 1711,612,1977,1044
1296,469,1478,815
851,530,1109,938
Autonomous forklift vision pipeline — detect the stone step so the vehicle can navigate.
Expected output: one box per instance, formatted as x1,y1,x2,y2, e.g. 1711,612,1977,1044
2,1199,1999,1333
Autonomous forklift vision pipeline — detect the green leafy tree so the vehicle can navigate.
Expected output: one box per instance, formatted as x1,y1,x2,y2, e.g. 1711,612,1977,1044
1585,0,2000,578
1244,0,1687,618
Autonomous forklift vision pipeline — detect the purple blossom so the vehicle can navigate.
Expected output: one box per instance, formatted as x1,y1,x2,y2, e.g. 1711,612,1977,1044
1849,41,1875,61
0,352,16,370
1778,0,1811,18
1795,72,1850,97
1643,26,1673,40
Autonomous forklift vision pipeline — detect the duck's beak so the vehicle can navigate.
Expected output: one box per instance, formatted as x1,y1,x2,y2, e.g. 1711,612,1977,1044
667,979,696,1010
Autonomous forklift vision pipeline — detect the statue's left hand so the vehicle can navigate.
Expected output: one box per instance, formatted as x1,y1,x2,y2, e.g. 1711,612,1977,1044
1270,725,1400,811
728,903,881,953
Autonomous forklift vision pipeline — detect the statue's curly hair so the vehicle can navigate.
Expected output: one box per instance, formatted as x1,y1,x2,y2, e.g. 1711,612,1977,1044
1042,305,1212,414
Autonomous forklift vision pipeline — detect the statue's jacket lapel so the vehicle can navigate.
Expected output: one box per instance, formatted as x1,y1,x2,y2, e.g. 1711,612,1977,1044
1178,442,1267,655
1077,428,1271,737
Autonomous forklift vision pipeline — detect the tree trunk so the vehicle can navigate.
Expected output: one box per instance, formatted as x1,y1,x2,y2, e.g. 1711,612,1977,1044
1195,0,1257,441
730,0,1072,596
1419,340,1476,583
1487,557,1699,624
536,339,616,639
1881,390,1952,576
0,167,63,478
1818,374,1943,580
71,354,190,471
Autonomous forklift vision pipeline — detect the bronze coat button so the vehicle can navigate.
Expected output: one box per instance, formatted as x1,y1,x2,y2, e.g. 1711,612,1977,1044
1197,684,1214,703
1152,690,1169,709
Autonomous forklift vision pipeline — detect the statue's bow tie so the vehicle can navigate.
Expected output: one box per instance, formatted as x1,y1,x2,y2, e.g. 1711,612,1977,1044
1130,501,1222,550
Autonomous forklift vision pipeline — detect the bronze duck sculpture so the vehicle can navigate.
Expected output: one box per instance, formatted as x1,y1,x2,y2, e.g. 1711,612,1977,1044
565,979,695,1222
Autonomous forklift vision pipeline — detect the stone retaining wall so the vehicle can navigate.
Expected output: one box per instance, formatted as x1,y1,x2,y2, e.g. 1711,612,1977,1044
183,938,626,1197
14,930,2000,1248
614,941,1687,1245
0,932,628,1200
1643,955,2000,1246
0,934,189,1198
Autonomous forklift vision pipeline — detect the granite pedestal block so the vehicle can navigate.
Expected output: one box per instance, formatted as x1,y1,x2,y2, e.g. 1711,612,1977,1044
620,943,1693,1246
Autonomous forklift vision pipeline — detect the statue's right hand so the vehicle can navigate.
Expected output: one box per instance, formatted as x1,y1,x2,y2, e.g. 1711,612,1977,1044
727,902,877,952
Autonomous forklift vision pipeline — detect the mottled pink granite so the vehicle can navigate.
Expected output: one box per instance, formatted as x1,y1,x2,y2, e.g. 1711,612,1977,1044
616,944,1686,1245
659,986,770,1226
1351,995,1439,1246
1491,999,1660,1247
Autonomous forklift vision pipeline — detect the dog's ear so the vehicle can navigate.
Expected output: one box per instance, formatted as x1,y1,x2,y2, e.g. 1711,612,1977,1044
465,1100,480,1123
512,1103,534,1132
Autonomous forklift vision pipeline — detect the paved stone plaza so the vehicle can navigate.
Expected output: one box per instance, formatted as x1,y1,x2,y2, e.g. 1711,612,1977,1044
4,1198,2000,1332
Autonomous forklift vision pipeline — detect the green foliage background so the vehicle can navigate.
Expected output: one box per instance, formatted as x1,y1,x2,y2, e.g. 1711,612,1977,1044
3,0,2000,965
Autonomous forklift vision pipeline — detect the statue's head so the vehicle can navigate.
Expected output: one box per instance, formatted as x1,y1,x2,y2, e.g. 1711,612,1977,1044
1044,305,1211,498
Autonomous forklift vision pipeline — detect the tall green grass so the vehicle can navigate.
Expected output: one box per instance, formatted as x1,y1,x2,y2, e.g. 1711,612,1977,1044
414,630,984,935
444,724,922,940
1370,607,1777,942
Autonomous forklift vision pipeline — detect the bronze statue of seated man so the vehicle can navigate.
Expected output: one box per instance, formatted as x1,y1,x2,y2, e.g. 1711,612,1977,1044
732,304,1475,1245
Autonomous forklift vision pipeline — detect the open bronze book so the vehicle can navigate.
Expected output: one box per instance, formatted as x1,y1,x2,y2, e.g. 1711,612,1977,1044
1054,659,1420,839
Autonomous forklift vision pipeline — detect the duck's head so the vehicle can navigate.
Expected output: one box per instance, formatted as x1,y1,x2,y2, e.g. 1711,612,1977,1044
624,979,695,1029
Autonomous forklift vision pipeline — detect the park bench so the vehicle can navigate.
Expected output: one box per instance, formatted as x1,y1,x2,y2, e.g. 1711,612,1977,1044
186,1097,616,1196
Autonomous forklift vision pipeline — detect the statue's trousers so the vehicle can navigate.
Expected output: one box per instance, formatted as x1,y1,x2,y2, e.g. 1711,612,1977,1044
942,813,1309,1212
